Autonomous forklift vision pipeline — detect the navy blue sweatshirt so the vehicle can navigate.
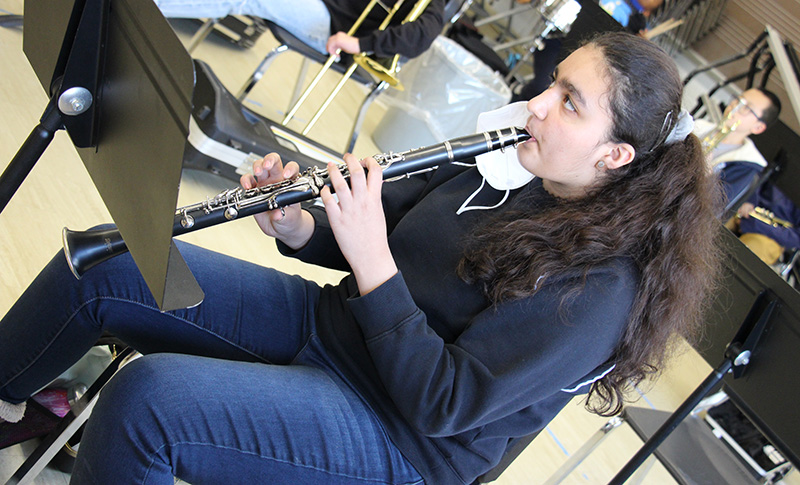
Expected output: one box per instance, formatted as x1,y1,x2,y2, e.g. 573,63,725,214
279,163,638,484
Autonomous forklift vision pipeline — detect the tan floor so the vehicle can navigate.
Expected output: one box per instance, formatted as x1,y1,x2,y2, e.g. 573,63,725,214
0,0,796,483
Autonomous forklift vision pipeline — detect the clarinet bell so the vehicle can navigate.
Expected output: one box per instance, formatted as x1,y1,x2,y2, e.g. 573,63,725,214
62,226,129,278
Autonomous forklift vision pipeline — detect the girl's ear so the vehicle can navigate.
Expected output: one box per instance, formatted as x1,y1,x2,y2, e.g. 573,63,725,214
601,143,636,169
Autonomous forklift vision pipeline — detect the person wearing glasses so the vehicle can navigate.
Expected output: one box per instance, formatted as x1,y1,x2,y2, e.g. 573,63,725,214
694,88,792,265
694,88,781,209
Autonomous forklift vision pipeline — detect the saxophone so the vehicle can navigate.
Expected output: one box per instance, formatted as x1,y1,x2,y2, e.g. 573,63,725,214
745,207,794,229
701,117,741,155
701,96,756,155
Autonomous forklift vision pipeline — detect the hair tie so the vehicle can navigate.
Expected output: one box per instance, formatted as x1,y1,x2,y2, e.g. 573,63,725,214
664,109,694,145
645,109,694,154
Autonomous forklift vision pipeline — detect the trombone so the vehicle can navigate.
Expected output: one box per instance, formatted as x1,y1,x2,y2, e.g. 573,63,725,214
351,0,433,91
281,0,433,135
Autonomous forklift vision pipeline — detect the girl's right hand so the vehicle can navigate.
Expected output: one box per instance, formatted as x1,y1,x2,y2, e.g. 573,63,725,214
240,153,315,250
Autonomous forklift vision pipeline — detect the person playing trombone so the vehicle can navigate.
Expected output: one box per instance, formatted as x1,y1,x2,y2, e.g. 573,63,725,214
154,0,446,59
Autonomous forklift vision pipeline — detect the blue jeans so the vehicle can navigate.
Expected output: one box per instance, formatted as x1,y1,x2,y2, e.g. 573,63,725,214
0,241,422,484
154,0,332,53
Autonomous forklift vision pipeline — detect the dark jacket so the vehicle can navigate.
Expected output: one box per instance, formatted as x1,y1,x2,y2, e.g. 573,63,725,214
719,161,764,209
321,0,446,58
279,163,638,484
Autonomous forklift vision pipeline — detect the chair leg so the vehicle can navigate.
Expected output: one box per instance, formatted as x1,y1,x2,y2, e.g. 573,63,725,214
186,18,219,54
287,57,312,111
0,14,24,28
780,249,799,278
627,455,657,485
542,416,625,485
235,44,289,101
5,347,136,485
346,81,389,153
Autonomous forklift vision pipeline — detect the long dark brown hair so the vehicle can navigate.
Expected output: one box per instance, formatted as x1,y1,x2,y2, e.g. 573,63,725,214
458,33,722,415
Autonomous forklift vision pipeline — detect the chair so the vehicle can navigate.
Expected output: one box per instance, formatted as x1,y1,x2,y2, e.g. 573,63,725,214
240,20,391,153
777,248,800,288
4,338,137,483
184,15,269,53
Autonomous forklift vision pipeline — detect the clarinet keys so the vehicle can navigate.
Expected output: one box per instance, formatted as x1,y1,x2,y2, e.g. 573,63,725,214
225,207,239,220
180,213,195,229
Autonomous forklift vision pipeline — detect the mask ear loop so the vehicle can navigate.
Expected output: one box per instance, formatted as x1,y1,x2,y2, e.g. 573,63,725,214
456,177,510,215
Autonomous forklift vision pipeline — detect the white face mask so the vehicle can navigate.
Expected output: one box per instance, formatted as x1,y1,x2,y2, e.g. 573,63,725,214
475,101,535,190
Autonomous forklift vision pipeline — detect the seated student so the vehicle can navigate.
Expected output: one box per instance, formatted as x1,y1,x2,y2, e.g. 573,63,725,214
154,0,446,59
0,33,721,484
735,182,800,265
693,88,782,209
511,0,662,103
600,0,663,35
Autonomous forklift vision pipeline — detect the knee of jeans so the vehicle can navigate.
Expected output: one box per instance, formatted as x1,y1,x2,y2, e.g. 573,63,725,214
95,354,189,418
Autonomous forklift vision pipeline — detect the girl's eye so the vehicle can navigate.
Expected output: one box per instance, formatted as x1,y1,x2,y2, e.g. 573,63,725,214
563,96,576,112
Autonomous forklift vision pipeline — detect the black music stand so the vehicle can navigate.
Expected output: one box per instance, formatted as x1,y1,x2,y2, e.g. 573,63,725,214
3,0,203,310
608,226,800,484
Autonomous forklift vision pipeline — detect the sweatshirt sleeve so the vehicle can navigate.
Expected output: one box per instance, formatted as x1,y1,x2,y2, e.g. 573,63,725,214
357,0,445,58
276,169,438,269
347,262,637,436
276,203,350,271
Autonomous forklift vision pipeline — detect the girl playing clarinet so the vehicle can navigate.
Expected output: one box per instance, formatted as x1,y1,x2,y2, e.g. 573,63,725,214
0,32,719,484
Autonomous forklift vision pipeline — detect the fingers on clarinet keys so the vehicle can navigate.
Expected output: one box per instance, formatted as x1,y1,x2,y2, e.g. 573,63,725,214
244,153,284,189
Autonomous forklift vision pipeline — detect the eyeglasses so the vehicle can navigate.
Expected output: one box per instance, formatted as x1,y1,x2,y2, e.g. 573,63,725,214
730,96,765,123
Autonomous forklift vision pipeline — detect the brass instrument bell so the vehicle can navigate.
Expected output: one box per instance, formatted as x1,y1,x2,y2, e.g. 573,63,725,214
351,0,434,91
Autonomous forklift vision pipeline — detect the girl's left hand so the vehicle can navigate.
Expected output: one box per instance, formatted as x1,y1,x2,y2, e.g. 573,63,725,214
320,154,398,295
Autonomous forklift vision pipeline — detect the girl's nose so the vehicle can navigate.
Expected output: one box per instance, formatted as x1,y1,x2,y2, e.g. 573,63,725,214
527,90,551,120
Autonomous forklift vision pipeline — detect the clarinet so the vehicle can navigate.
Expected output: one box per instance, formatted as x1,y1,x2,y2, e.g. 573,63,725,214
63,127,531,278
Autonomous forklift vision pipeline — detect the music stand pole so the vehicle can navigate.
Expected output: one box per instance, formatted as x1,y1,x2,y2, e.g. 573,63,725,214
607,360,733,484
608,290,777,485
0,96,63,214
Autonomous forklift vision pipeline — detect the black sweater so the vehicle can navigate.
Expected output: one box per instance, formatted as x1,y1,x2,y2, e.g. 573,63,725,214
321,0,446,58
279,163,638,484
